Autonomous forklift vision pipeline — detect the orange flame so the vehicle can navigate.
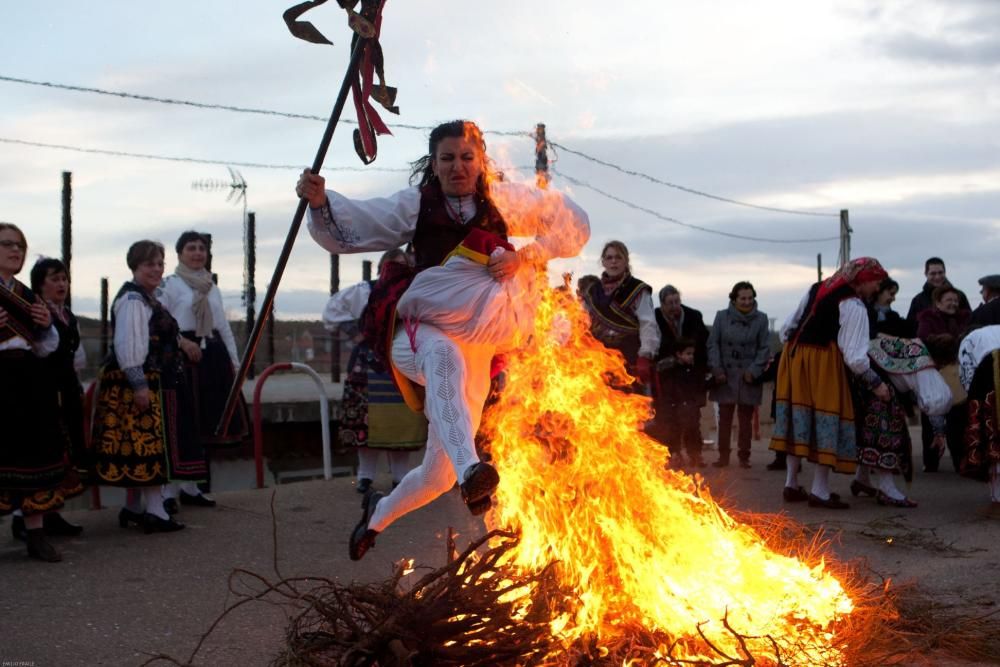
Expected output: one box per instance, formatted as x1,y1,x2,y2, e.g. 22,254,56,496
480,284,853,664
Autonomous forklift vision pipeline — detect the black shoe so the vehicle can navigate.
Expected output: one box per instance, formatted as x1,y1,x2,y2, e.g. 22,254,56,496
765,458,787,471
349,489,384,561
11,515,27,542
460,462,500,509
850,480,878,497
43,513,84,537
163,498,180,515
356,478,373,494
783,486,809,503
738,460,752,469
179,490,216,508
143,513,185,534
26,528,62,562
118,508,145,529
807,493,849,509
711,459,729,468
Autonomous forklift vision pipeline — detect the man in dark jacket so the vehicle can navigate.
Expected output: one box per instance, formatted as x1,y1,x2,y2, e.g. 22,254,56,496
968,274,1000,330
905,257,971,327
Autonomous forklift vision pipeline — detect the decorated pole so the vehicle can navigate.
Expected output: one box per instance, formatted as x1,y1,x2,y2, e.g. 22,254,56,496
217,0,397,435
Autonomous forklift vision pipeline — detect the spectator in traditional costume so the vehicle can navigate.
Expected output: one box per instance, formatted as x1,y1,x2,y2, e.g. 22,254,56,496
298,119,590,560
324,249,426,494
8,258,89,543
706,281,770,468
870,278,913,338
958,325,1000,515
159,231,249,512
853,335,953,507
770,257,889,509
967,274,1000,330
905,257,971,327
582,241,658,389
91,240,204,534
0,224,79,561
916,285,971,472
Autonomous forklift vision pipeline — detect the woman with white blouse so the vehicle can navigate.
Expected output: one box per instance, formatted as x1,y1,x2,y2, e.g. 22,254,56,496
0,223,75,561
91,240,203,533
159,231,248,511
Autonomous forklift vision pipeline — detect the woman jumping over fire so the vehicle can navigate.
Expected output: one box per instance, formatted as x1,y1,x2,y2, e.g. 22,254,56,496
297,120,590,560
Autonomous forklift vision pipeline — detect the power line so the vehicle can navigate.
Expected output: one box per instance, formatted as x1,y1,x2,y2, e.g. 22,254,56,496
0,74,532,138
552,167,840,244
548,141,839,218
0,137,410,172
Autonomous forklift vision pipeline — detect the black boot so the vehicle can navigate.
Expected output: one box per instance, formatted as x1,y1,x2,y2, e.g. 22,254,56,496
11,514,27,542
26,528,62,562
43,513,84,537
712,452,730,468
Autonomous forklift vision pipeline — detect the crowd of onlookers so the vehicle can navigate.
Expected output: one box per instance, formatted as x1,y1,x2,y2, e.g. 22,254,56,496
579,242,1000,513
0,223,248,562
4,214,1000,563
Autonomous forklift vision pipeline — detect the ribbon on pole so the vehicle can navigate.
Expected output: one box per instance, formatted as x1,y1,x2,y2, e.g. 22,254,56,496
216,1,398,436
284,0,398,163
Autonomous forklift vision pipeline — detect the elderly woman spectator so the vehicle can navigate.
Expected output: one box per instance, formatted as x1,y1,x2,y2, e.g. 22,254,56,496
706,281,770,468
91,240,203,534
916,285,971,472
0,223,79,561
582,241,659,388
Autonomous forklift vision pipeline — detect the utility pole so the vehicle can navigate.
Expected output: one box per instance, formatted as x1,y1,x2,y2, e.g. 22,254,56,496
245,212,257,378
534,123,550,189
99,278,109,359
61,172,72,308
817,253,822,282
838,209,851,267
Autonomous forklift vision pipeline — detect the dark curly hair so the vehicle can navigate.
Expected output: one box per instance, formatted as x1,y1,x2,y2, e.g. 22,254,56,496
728,281,756,301
408,120,502,197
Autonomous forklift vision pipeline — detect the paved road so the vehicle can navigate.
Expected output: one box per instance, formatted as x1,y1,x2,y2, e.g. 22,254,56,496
2,430,997,666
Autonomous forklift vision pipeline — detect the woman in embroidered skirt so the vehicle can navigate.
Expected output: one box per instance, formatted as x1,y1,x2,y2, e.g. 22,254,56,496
0,224,80,561
958,325,1000,515
326,249,426,494
158,231,249,512
770,257,890,509
7,258,91,543
853,335,953,507
297,119,590,560
582,240,659,390
91,240,203,533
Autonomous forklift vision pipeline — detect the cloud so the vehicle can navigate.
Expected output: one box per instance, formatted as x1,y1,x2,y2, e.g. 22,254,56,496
866,0,1000,67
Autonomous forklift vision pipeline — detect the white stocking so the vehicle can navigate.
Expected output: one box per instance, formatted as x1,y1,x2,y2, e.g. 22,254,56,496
180,481,203,497
144,486,169,520
368,325,494,534
785,454,800,489
161,482,179,500
387,450,414,484
810,464,832,500
356,447,380,481
874,470,906,500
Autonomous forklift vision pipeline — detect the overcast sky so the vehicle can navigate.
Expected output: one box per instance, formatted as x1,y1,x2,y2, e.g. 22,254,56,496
2,0,998,324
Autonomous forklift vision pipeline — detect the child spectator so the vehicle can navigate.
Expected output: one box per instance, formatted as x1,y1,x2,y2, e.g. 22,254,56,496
658,338,709,468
